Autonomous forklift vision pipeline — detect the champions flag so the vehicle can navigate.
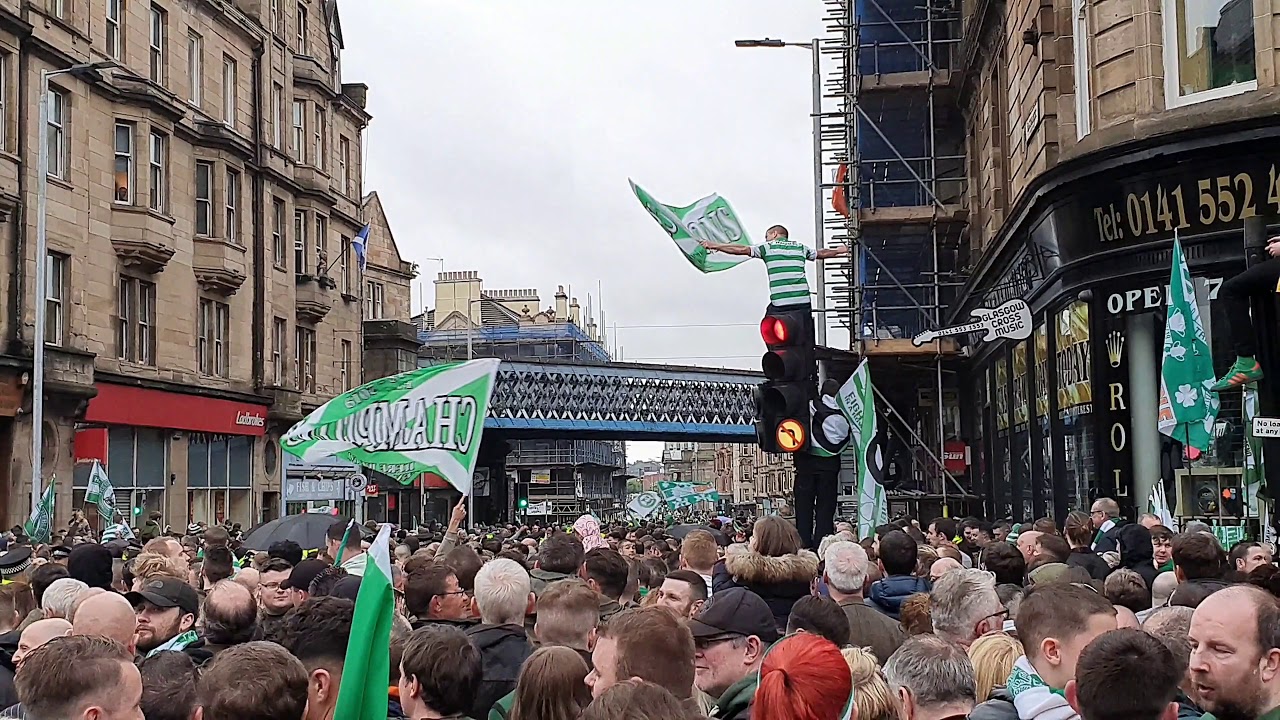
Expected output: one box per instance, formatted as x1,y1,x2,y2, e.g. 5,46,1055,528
658,481,720,509
332,523,394,720
628,180,753,273
837,360,888,538
26,477,55,544
1156,237,1219,453
282,360,500,492
84,460,117,524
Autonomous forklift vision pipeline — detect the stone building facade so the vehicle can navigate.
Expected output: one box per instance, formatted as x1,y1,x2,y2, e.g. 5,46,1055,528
0,0,394,529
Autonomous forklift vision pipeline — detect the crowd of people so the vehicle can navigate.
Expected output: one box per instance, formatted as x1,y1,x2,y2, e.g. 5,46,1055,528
0,496,1276,719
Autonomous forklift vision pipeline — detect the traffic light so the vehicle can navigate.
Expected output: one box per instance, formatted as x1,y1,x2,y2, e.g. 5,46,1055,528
517,497,528,511
756,307,815,454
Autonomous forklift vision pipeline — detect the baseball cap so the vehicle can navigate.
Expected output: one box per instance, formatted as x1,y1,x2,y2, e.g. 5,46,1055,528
688,587,779,644
281,558,328,591
126,577,199,617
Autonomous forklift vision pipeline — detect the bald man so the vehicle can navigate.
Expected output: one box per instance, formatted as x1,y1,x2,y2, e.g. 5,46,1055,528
11,618,71,668
72,590,138,655
928,557,963,583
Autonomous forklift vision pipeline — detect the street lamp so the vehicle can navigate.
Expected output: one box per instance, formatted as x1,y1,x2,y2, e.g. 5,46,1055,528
419,257,444,317
735,38,827,347
32,60,118,519
464,296,485,529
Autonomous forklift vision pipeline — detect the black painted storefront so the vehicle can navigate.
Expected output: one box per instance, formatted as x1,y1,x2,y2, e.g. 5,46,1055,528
954,124,1280,522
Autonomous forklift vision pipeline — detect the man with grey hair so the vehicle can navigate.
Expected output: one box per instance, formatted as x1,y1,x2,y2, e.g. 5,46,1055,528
1136,571,1179,622
823,541,904,663
1090,497,1126,553
884,635,977,720
930,568,1005,649
465,558,534,719
1142,605,1202,718
40,578,88,620
1137,513,1163,529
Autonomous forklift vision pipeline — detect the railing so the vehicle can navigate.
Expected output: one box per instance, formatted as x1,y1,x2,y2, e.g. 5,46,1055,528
508,440,626,469
859,154,967,209
859,36,962,75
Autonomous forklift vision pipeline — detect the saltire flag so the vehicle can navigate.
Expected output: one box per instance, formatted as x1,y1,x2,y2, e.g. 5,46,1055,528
332,523,394,720
282,360,500,491
25,477,55,544
657,481,720,509
627,491,662,519
352,224,371,274
1156,237,1219,453
837,359,888,539
628,180,753,274
83,460,117,524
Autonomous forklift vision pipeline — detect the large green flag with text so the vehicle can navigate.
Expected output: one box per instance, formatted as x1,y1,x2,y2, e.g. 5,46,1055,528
837,360,888,538
281,360,500,491
629,180,753,273
658,481,720,509
1156,238,1219,453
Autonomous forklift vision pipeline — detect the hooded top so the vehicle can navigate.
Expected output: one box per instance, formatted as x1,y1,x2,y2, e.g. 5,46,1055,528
465,624,533,720
865,575,932,620
1116,523,1160,593
713,544,819,632
67,544,115,591
573,515,608,552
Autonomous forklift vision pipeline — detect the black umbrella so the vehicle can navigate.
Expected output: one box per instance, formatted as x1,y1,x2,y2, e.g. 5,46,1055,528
667,524,729,546
241,514,359,551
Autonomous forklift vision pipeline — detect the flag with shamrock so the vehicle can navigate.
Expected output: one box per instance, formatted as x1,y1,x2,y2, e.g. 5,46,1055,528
629,181,753,273
281,360,499,491
1156,237,1219,453
837,359,888,539
26,477,55,544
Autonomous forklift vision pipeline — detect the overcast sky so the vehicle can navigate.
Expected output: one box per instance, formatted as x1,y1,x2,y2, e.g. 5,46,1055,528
342,2,831,461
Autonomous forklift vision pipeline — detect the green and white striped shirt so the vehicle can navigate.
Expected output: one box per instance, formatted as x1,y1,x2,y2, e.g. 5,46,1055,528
751,240,816,307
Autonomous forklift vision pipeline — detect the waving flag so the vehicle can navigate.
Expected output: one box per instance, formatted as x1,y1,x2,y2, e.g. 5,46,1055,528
837,360,888,538
629,180,753,273
333,524,393,720
84,460,117,524
282,360,499,491
1156,237,1219,453
352,224,370,273
26,477,55,544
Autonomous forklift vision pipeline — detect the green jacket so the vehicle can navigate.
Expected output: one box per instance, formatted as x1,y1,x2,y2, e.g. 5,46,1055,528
709,673,758,720
488,691,514,720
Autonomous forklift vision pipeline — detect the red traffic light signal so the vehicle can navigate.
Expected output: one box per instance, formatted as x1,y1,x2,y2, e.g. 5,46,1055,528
760,315,800,347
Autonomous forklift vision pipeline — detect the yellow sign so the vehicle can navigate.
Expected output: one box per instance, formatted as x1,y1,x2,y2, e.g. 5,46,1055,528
776,419,806,452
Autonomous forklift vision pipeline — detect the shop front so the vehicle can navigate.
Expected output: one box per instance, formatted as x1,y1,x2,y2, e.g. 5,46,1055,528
957,124,1277,522
74,383,271,527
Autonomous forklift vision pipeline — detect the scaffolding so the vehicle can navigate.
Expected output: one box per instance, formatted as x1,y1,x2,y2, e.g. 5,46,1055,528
821,0,972,505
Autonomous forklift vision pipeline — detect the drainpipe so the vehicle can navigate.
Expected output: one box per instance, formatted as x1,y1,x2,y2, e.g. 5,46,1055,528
11,34,29,354
250,41,266,391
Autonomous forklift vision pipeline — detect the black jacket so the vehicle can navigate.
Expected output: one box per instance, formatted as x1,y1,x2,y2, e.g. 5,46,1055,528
1066,546,1112,581
1116,524,1161,594
465,624,532,720
1092,518,1129,555
713,547,819,633
968,687,1017,720
0,630,20,712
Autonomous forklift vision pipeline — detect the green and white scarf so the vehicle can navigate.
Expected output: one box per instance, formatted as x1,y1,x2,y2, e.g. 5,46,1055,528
146,630,199,658
1006,656,1077,720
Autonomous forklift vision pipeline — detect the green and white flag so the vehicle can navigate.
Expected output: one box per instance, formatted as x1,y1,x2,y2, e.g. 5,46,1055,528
1244,387,1269,528
333,523,393,720
84,460,116,524
629,180,753,273
281,360,500,491
1147,480,1177,531
658,481,720,509
628,491,662,519
25,477,55,544
837,360,888,539
1156,238,1219,453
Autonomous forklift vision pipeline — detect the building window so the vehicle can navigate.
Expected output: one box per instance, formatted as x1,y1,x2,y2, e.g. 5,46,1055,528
149,4,166,84
272,317,286,385
313,105,325,170
314,215,327,272
272,198,287,267
47,88,65,179
294,209,308,272
224,169,239,244
198,298,229,377
1162,0,1256,107
271,83,283,148
0,54,8,152
194,161,212,236
1072,0,1090,138
45,252,67,346
340,339,352,391
296,3,308,54
113,122,132,203
295,326,316,392
270,0,281,33
106,0,123,60
338,135,350,195
118,276,156,365
186,32,202,105
49,0,65,19
365,281,384,319
106,427,168,488
222,56,236,127
339,235,350,294
292,100,305,164
148,131,166,212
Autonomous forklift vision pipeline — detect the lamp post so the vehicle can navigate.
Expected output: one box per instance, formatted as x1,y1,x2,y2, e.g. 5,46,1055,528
734,38,826,347
464,297,485,529
32,60,117,519
419,256,444,316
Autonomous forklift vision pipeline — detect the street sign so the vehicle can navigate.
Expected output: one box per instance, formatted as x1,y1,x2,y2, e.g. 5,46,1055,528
1253,417,1280,438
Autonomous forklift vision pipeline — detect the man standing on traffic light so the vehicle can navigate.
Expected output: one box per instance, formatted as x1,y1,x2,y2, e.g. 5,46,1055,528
698,225,851,311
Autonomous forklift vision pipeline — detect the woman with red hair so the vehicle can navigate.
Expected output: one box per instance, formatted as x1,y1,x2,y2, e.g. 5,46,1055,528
754,633,855,720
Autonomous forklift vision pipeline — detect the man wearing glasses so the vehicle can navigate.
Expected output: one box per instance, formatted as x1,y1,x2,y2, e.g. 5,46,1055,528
690,588,780,720
1089,497,1126,554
